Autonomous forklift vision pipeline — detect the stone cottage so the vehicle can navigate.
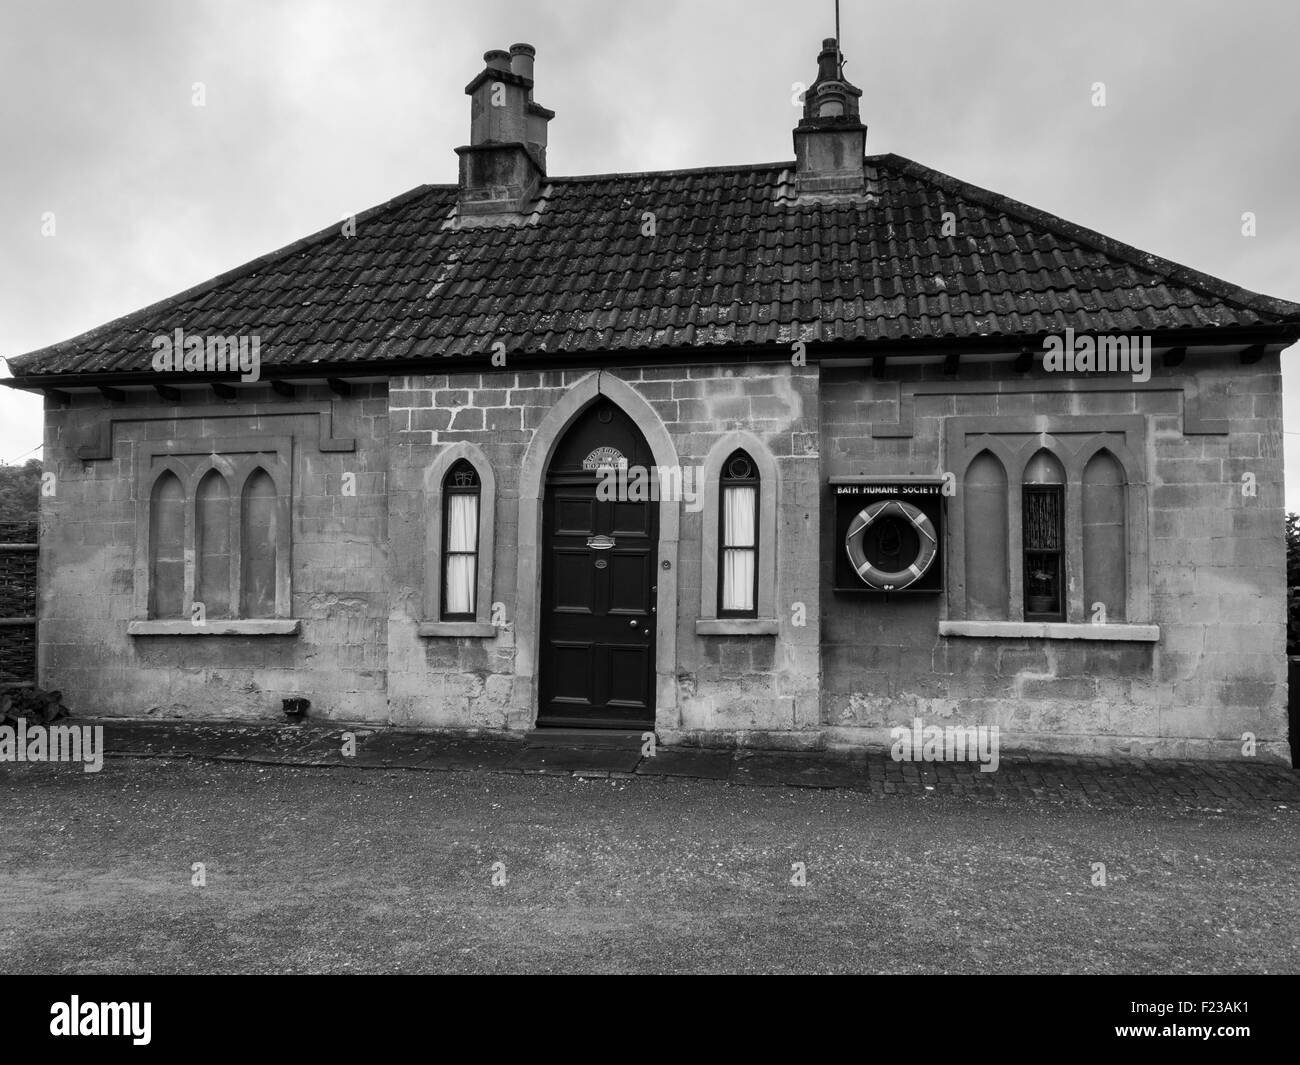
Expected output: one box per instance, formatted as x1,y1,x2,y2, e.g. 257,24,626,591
6,38,1298,762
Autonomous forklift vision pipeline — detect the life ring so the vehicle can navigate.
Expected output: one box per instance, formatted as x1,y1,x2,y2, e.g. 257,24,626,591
845,500,938,591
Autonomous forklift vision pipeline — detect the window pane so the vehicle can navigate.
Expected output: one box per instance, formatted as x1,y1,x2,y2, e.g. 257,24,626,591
443,491,479,617
447,493,478,553
724,486,756,548
1023,485,1064,618
1024,489,1061,551
445,555,476,616
448,461,479,489
722,548,755,612
1025,551,1062,614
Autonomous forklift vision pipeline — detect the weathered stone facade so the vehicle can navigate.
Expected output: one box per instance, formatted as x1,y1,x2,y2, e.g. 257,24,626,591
819,351,1288,762
37,384,390,723
29,348,1290,763
386,364,822,743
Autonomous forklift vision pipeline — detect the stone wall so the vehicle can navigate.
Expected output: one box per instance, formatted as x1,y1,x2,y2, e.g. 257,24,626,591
37,384,389,722
32,349,1288,763
387,363,821,741
819,351,1289,762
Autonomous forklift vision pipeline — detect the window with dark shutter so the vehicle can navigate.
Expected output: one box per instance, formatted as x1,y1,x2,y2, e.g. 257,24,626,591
1023,484,1065,620
1022,450,1066,621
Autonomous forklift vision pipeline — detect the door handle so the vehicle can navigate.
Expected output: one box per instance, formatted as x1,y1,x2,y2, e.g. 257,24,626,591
629,619,638,629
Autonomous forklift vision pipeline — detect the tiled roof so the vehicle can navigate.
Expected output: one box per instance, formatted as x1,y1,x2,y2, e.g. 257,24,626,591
10,154,1300,379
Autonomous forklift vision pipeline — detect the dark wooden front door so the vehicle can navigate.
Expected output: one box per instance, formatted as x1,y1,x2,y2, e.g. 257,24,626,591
538,400,658,728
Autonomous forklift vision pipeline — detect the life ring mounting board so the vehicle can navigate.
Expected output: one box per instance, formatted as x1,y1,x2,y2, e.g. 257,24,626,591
844,499,939,591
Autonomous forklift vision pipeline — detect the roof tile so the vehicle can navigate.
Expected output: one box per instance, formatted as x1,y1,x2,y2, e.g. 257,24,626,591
10,154,1300,378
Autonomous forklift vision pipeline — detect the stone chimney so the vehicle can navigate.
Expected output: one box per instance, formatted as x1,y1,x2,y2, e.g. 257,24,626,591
792,37,867,202
455,43,555,226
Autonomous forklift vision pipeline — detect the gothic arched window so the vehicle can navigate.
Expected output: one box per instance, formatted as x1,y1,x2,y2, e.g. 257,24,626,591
1023,450,1066,621
441,460,481,620
718,450,759,618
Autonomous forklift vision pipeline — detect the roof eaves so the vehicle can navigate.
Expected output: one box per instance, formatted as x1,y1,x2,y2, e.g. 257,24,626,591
8,325,1299,395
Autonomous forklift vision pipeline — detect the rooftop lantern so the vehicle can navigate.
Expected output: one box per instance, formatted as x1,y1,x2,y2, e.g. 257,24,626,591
792,37,868,202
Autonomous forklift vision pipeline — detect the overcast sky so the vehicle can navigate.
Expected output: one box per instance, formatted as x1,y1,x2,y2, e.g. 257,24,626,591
2,0,1297,498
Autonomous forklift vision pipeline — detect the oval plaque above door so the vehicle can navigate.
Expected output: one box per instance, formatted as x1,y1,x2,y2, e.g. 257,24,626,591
582,447,626,470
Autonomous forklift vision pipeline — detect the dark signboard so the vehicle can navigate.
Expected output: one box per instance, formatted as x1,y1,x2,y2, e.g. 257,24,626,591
832,481,946,594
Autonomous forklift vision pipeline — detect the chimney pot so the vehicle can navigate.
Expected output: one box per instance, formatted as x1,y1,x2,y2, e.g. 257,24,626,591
817,38,840,82
484,49,511,71
509,42,536,80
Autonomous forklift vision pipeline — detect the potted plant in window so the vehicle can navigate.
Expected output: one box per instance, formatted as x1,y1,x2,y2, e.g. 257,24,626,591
1027,567,1055,615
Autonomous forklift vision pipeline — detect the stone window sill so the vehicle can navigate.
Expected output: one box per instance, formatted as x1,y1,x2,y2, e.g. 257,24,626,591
417,621,499,638
695,618,780,636
939,621,1159,642
129,619,302,636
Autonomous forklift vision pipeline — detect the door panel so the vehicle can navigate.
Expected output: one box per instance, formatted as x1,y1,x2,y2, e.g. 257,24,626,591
612,501,651,535
606,646,650,706
607,552,651,613
556,497,595,534
550,642,595,704
552,549,595,611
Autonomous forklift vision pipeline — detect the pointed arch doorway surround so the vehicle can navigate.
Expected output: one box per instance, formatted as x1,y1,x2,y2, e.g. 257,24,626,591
515,372,680,731
538,397,657,726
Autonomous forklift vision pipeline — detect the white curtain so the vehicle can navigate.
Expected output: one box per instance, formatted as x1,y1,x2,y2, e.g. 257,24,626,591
445,493,478,615
722,485,756,612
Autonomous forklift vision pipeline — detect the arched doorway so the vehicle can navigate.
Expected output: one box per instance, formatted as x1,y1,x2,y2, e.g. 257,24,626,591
537,396,659,728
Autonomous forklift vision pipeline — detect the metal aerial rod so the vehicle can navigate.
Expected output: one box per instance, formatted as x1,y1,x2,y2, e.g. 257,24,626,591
835,0,844,78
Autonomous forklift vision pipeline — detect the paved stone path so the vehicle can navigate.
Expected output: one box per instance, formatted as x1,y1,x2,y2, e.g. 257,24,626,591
86,719,1299,811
